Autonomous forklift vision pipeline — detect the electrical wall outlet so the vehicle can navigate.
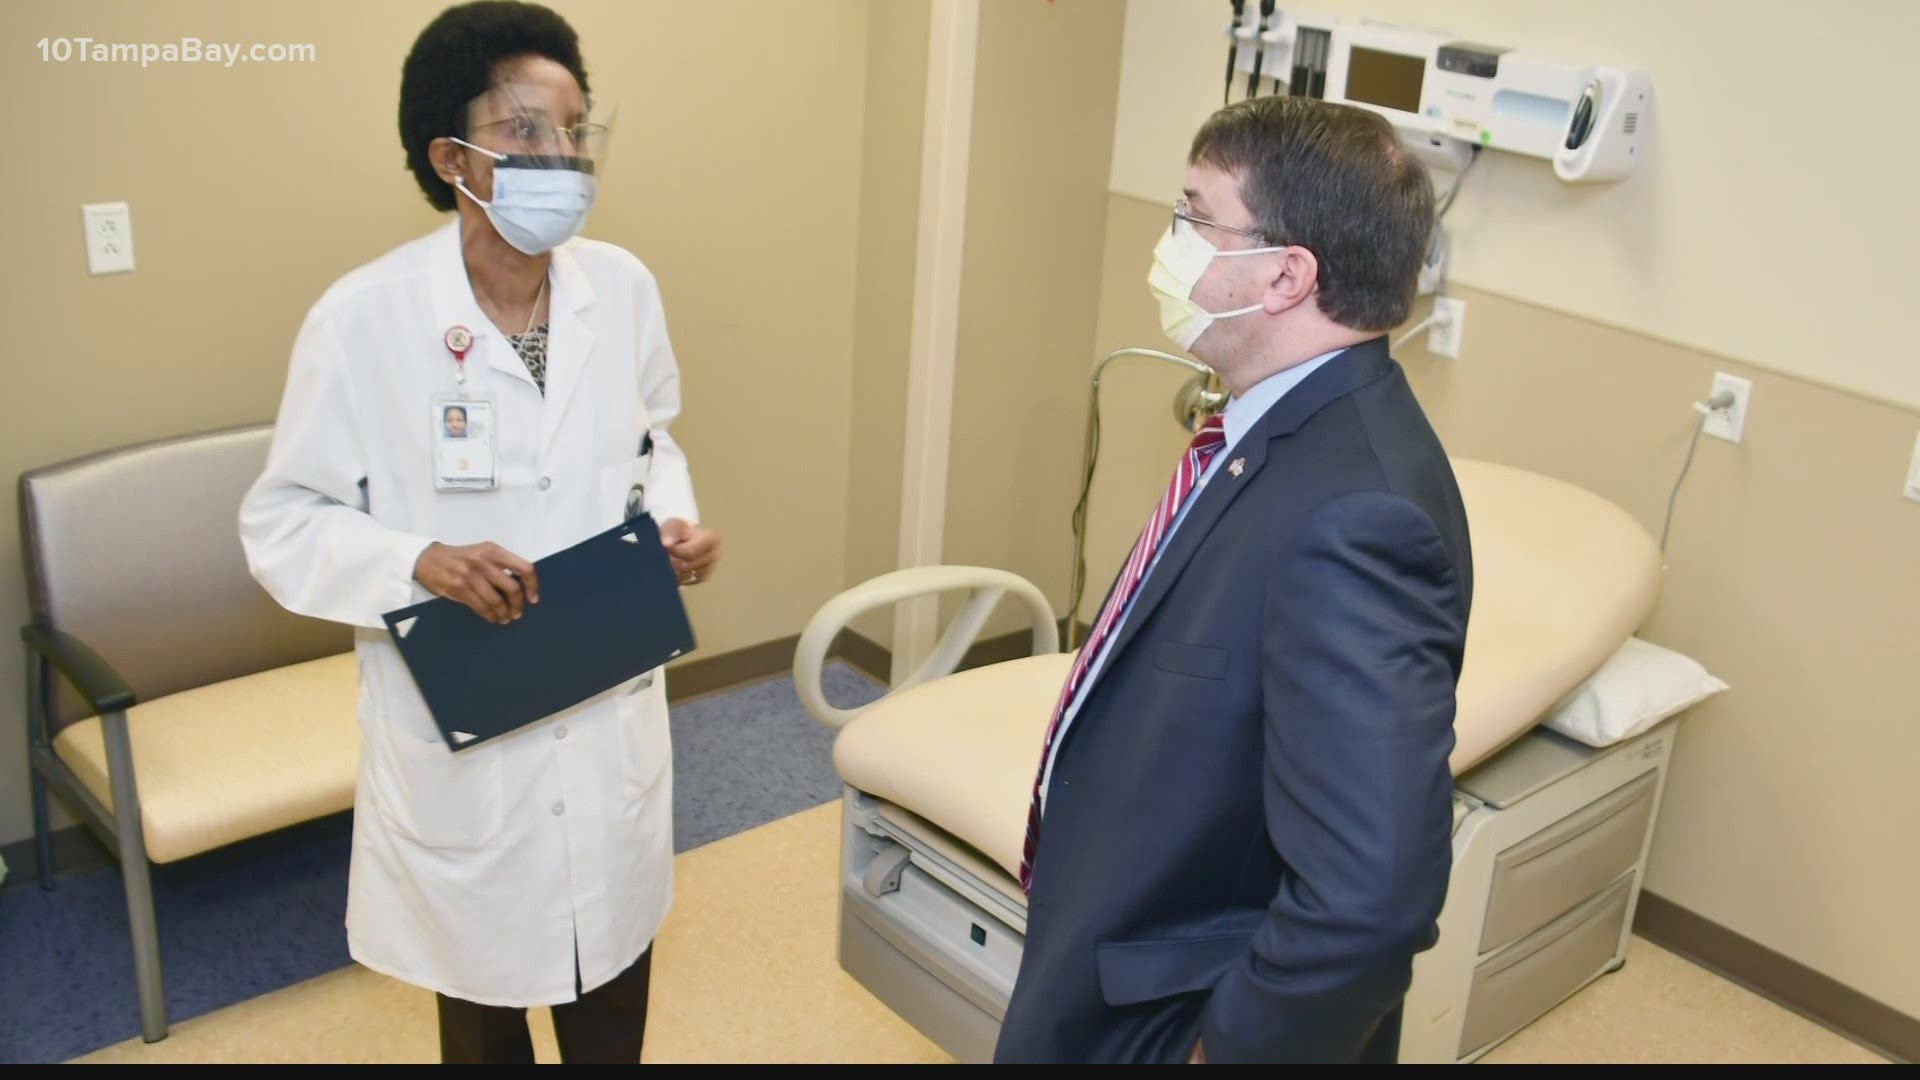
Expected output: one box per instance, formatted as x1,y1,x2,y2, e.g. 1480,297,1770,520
1904,433,1920,504
82,202,134,275
1702,372,1752,443
1429,297,1466,359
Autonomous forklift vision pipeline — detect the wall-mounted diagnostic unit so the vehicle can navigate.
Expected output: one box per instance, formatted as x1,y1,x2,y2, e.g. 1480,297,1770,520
1223,8,1651,183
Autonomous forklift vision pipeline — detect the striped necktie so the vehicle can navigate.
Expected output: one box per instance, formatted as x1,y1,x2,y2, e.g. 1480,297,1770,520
1019,412,1228,892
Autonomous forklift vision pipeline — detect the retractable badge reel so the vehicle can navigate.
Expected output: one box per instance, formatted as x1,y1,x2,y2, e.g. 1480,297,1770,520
433,325,500,492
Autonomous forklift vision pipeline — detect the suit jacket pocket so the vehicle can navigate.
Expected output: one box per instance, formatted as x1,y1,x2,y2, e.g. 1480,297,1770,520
1154,641,1231,680
1095,931,1252,1008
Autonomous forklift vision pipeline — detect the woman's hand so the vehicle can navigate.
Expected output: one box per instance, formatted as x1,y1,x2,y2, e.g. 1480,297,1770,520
660,519,721,586
414,541,540,625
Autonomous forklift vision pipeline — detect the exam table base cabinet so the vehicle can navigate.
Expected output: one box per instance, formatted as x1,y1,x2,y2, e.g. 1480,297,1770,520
834,720,1678,1064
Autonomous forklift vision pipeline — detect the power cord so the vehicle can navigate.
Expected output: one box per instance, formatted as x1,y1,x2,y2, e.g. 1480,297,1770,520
1067,388,1103,640
1659,389,1737,553
1436,145,1481,219
1066,350,1218,648
1415,146,1479,298
1393,301,1456,351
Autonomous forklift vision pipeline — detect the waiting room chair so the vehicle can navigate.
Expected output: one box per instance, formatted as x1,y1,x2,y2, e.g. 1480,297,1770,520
19,422,361,1042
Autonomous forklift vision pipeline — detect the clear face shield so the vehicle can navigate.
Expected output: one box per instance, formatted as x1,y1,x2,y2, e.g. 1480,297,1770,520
448,81,616,254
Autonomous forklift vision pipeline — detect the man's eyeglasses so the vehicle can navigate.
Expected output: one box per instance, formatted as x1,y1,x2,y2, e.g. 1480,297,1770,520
1173,197,1275,246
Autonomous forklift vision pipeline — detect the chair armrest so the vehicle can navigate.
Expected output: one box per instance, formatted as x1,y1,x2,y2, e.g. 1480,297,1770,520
22,623,137,715
794,566,1058,732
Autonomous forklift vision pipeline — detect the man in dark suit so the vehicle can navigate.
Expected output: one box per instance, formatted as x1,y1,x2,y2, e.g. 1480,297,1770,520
994,96,1473,1065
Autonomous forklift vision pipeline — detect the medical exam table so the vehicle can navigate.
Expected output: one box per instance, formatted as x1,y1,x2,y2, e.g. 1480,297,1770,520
794,458,1689,1063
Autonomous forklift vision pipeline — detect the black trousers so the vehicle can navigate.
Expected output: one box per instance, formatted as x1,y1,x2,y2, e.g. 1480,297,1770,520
436,946,654,1064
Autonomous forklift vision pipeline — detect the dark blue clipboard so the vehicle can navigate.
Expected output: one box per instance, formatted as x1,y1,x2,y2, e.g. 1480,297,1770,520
381,513,697,751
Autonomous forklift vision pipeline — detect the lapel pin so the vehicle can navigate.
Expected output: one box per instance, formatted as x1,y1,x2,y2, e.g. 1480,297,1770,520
1228,458,1245,478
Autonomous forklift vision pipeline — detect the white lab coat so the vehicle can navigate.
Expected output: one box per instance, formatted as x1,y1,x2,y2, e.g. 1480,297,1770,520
239,219,699,1007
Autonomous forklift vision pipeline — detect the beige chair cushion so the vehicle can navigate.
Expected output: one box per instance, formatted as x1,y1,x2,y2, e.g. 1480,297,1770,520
834,458,1662,881
52,652,360,865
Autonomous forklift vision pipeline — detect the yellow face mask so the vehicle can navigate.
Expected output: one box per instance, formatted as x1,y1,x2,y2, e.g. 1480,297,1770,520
1146,218,1280,351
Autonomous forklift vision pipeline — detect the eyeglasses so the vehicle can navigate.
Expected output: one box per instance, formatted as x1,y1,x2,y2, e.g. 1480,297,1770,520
469,113,608,153
1173,197,1276,246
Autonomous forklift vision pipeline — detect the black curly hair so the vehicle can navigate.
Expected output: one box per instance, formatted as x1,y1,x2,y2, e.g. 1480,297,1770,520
398,1,591,211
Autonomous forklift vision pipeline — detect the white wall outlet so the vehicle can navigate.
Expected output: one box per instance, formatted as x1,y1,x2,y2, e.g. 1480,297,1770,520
1702,372,1752,443
1429,296,1466,359
1904,433,1920,504
82,202,134,275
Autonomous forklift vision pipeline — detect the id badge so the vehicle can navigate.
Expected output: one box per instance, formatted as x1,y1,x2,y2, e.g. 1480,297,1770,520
432,396,499,491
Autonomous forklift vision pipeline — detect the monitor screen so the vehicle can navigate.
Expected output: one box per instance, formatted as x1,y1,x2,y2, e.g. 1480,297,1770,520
1345,46,1426,115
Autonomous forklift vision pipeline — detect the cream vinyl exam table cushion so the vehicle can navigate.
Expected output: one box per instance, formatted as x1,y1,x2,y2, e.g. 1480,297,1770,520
830,459,1664,881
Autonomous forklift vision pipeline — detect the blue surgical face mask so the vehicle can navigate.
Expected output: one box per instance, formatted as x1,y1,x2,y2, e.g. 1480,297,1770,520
450,137,597,256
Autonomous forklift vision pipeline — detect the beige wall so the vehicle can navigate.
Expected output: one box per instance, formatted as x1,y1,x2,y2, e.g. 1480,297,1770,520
1094,191,1920,1020
842,0,930,649
1092,0,1920,1018
0,0,872,847
1108,0,1920,411
938,0,1127,639
842,0,1128,649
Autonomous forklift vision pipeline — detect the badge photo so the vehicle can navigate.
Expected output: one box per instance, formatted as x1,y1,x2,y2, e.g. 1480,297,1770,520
432,396,498,491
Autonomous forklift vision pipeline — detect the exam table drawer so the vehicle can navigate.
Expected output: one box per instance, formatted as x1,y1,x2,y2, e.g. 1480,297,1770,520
1460,874,1633,1058
1479,771,1657,954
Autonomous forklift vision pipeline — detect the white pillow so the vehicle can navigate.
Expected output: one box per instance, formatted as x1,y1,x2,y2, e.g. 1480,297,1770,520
1542,637,1729,748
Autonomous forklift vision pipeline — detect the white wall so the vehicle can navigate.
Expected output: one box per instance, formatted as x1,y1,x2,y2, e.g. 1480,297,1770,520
1111,0,1920,411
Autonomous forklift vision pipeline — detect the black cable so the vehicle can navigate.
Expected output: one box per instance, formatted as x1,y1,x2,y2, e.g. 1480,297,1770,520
1245,0,1274,100
1438,144,1481,219
1225,0,1245,106
1067,389,1102,647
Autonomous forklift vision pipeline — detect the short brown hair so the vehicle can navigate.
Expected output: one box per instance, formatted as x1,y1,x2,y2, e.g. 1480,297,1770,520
1189,97,1433,331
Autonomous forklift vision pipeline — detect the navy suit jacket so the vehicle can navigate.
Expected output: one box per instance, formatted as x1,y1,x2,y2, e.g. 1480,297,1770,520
994,337,1473,1064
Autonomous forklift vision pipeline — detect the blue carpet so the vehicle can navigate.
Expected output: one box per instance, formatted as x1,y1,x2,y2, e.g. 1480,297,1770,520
670,664,885,851
0,662,885,1064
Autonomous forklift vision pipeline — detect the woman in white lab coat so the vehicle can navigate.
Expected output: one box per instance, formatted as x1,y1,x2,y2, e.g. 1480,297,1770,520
239,3,718,1064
